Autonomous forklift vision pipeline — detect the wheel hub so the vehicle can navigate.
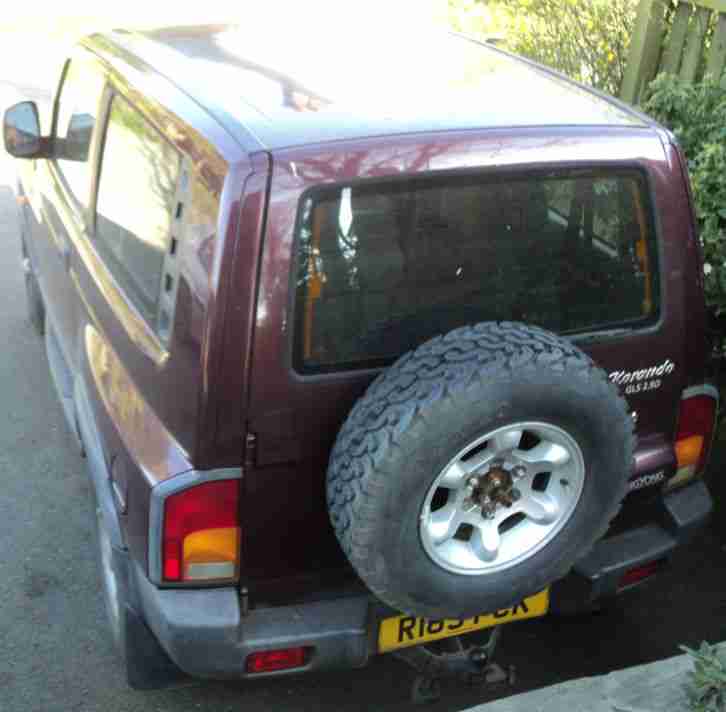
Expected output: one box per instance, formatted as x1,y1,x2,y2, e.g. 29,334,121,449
467,464,521,518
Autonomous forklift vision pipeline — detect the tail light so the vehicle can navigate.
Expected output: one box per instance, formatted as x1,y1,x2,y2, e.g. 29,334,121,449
667,388,718,492
161,479,241,583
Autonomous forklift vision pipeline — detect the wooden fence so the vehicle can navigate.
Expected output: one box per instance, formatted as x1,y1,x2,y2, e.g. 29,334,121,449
621,0,726,103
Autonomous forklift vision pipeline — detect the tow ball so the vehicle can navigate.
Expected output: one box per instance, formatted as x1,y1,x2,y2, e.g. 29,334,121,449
394,626,516,705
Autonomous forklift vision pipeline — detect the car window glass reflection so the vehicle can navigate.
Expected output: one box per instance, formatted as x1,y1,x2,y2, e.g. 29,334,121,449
94,95,180,330
55,60,104,208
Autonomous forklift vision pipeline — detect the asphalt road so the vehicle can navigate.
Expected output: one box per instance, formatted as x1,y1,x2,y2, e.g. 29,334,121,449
2,80,726,712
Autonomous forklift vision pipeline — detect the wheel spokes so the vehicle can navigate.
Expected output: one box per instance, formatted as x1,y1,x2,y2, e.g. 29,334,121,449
439,448,498,488
491,429,523,453
518,491,560,525
426,503,463,545
470,521,501,563
514,440,570,474
438,460,469,489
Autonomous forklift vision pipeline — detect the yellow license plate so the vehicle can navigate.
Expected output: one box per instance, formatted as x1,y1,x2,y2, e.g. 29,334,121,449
378,589,549,653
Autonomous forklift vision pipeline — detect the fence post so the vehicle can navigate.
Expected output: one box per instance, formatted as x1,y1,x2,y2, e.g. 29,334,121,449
621,0,666,103
661,1,692,74
681,6,711,80
707,12,726,77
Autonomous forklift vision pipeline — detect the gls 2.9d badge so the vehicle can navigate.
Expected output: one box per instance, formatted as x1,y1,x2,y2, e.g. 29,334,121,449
609,360,675,395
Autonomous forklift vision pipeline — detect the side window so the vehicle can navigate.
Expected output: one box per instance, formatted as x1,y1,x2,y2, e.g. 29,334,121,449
95,95,181,336
54,59,104,209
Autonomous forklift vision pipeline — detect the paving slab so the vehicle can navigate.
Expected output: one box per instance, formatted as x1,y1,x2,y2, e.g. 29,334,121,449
471,644,726,712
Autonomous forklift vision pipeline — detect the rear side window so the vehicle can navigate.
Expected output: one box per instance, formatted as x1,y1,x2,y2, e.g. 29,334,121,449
294,169,659,373
94,95,181,334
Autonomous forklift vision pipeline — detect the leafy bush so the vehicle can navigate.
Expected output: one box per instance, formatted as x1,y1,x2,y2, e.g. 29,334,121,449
682,643,726,712
447,0,637,96
504,0,636,96
644,73,726,312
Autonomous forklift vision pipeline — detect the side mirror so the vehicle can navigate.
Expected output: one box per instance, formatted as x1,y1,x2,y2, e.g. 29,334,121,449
3,101,43,159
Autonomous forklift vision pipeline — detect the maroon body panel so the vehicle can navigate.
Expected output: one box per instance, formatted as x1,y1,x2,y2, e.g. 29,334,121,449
29,38,254,569
210,151,271,467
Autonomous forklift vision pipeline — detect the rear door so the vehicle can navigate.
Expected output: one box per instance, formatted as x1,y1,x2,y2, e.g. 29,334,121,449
243,130,688,594
29,52,104,368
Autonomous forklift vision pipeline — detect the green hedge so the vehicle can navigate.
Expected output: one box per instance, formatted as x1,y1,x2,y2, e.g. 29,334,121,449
644,73,726,314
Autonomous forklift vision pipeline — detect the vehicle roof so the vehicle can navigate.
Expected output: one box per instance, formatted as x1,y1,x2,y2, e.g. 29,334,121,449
94,24,650,152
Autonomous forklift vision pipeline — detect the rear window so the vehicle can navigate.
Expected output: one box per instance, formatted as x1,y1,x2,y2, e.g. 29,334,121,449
294,169,659,374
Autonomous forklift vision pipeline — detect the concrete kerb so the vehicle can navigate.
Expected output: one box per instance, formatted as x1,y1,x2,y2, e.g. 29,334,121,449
469,644,726,712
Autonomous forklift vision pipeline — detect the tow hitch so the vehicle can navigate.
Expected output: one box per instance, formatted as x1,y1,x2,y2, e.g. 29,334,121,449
394,626,515,704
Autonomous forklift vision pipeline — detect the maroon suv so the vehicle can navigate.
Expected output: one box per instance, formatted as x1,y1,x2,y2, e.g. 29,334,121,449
4,24,717,690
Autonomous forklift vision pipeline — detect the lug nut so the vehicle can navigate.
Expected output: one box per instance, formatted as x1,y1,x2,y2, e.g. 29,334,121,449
513,466,527,479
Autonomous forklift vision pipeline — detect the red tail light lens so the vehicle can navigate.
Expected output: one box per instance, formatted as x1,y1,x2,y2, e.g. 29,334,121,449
675,394,717,473
162,479,240,583
246,647,311,674
667,390,718,493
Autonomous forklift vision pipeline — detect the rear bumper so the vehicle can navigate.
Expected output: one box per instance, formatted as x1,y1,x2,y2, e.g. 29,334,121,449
129,560,372,679
550,480,712,612
124,480,711,680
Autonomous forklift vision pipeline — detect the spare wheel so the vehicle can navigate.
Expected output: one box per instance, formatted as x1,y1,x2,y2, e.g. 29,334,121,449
326,321,633,620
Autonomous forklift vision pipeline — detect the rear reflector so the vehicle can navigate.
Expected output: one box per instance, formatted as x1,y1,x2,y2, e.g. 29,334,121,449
246,647,311,674
618,559,665,590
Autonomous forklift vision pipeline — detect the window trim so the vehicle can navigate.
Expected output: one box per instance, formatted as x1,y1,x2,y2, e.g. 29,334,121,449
288,163,664,377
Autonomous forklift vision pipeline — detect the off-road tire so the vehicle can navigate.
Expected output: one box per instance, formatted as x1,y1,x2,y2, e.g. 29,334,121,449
90,488,187,690
327,321,633,619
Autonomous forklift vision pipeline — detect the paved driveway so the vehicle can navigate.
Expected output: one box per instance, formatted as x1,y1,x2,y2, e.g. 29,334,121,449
2,76,726,712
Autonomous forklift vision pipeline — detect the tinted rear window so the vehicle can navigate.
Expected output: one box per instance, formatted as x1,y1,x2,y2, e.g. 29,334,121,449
294,169,658,374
